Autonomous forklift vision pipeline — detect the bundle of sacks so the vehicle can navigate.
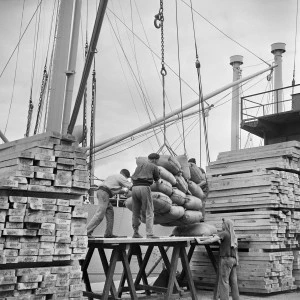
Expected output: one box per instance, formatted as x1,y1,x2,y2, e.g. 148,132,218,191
126,155,208,227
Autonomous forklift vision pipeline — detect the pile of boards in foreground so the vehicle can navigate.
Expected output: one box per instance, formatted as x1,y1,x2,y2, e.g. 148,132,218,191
126,155,207,226
0,132,89,299
191,141,300,294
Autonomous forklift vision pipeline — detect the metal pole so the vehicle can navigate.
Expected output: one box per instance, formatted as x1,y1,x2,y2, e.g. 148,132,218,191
0,130,9,143
62,0,82,134
67,0,109,134
230,55,243,151
92,65,276,154
47,0,74,133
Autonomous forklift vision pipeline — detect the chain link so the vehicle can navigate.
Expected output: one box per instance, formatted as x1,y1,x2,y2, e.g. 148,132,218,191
34,65,48,135
82,42,89,147
25,95,34,137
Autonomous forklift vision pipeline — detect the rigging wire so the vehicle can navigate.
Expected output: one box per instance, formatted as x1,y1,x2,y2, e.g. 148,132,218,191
4,0,26,135
180,0,271,67
175,0,187,155
93,116,194,161
43,0,60,132
106,8,209,106
133,0,184,144
189,0,202,165
0,0,43,80
107,12,167,152
33,0,57,135
25,0,42,137
292,0,299,92
115,1,161,151
188,0,210,163
128,0,161,150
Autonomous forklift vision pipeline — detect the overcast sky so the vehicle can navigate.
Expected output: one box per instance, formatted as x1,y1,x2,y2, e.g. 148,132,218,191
0,0,299,180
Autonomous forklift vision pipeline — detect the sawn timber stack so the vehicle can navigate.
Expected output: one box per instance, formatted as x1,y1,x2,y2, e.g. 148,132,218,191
191,141,300,294
0,132,89,299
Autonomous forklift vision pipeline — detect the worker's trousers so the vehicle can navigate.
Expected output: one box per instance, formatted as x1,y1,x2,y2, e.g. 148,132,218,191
131,186,154,236
216,257,239,300
86,190,114,236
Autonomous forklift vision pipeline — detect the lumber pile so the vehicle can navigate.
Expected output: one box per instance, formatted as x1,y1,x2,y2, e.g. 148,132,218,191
0,132,89,299
191,141,300,294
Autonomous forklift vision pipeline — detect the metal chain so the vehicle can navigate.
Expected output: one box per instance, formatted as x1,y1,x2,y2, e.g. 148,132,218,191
34,65,48,134
88,64,96,201
154,0,168,149
25,92,34,137
82,41,89,147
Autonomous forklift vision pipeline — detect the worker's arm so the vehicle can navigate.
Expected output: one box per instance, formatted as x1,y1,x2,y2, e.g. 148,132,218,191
119,176,133,189
195,234,221,245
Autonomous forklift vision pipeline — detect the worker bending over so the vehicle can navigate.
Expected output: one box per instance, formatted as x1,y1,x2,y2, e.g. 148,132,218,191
131,153,161,238
87,169,132,238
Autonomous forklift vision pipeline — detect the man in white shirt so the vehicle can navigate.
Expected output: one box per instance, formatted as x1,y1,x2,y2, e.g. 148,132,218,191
87,169,132,238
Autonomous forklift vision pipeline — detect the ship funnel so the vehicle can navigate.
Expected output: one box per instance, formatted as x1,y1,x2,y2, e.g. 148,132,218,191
271,42,286,113
230,55,243,151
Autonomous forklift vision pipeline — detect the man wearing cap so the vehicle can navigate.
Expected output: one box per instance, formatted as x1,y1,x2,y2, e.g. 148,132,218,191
87,169,132,238
131,153,161,238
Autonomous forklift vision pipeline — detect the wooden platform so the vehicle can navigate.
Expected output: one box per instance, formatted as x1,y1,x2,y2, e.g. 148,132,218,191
81,236,216,300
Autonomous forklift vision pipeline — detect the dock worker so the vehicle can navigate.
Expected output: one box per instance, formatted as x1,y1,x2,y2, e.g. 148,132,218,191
204,218,239,300
131,153,161,239
87,169,132,238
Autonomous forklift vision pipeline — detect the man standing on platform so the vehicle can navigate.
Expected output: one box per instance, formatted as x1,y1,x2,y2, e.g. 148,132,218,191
87,169,132,238
131,153,161,239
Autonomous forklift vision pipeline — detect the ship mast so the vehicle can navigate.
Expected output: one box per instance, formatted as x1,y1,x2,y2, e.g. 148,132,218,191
46,0,76,133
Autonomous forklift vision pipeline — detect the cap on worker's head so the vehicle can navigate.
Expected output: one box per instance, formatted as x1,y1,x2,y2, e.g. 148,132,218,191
188,158,196,164
120,169,130,178
148,153,160,160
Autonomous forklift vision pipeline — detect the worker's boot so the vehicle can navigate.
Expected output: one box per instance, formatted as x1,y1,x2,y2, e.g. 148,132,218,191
132,226,143,238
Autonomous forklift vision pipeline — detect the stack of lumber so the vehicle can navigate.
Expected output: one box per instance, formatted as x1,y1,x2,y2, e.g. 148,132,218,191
191,141,300,294
0,132,89,299
0,265,83,299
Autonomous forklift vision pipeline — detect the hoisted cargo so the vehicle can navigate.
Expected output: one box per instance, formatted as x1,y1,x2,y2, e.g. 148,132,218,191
150,179,173,196
153,205,185,224
183,194,202,211
157,155,181,175
165,210,203,226
125,192,172,214
188,180,205,199
170,188,186,206
176,155,191,180
157,166,177,186
175,174,188,193
189,162,205,184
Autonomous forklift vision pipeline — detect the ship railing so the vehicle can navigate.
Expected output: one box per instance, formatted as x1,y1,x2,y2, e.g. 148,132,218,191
241,84,300,124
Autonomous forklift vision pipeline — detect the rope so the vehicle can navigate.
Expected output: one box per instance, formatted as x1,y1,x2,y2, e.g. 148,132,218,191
181,0,271,67
175,0,187,155
4,0,26,135
25,1,42,137
292,0,299,92
189,0,202,164
106,8,209,106
107,11,158,151
0,0,43,80
189,0,210,163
